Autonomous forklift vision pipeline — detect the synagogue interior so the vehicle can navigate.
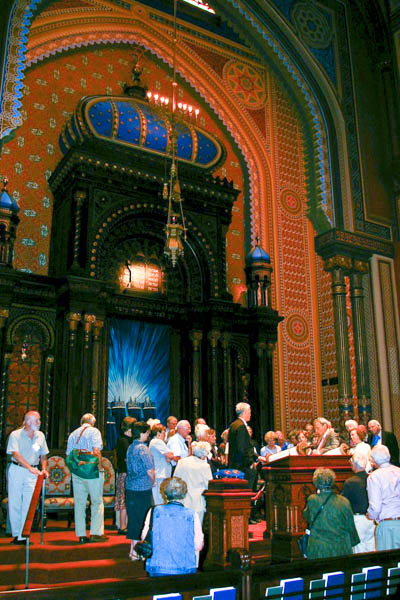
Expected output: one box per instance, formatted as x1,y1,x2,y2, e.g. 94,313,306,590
0,0,400,597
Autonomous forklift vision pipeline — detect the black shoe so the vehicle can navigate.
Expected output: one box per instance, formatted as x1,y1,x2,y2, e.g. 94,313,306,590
248,519,258,525
12,538,27,545
117,529,128,535
90,535,108,543
79,536,90,544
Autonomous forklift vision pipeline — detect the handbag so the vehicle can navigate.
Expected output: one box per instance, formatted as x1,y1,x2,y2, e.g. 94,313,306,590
65,426,100,479
134,507,154,559
298,493,334,558
65,448,99,479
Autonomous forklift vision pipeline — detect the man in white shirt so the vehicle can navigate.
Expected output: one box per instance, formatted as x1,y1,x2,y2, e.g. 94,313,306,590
6,411,49,544
66,413,106,544
367,445,400,550
167,420,192,466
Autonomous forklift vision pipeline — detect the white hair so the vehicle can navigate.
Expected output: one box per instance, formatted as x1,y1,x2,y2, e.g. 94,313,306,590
176,420,190,430
314,417,331,428
195,423,209,440
81,413,96,426
351,452,368,471
371,444,390,465
368,419,381,428
192,441,211,458
236,402,250,416
147,418,161,428
345,419,358,431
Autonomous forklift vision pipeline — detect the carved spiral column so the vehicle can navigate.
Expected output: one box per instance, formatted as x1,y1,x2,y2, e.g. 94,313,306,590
42,355,54,438
65,312,81,439
349,263,371,425
208,330,220,430
71,190,86,270
327,260,353,425
189,331,203,420
221,333,232,428
91,319,104,418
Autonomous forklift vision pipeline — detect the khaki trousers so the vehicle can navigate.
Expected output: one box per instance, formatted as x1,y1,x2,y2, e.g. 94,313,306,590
72,472,104,537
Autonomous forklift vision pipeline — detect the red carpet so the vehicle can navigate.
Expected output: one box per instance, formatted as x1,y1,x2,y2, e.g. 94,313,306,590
0,517,269,591
0,517,145,591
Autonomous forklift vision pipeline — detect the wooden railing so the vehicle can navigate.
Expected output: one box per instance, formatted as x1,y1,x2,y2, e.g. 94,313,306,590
1,549,400,599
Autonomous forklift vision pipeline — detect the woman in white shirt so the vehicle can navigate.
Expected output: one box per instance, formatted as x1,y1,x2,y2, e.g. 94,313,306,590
149,424,174,504
348,425,372,472
260,431,281,457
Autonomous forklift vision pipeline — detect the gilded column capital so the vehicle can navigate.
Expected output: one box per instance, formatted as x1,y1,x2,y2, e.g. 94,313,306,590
84,313,96,330
323,255,352,272
352,260,369,274
74,189,86,205
254,341,267,358
67,313,81,330
189,330,203,351
208,330,220,349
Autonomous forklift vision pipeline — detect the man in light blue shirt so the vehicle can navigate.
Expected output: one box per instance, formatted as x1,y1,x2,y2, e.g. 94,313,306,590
167,420,192,467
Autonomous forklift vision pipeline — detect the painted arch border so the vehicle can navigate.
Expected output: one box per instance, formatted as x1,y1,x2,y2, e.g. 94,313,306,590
0,0,343,238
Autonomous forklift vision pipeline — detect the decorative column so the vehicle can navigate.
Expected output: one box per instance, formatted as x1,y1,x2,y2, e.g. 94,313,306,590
42,355,54,439
208,330,220,430
254,341,268,438
82,314,96,415
189,330,203,420
325,258,353,426
71,190,86,270
65,312,81,440
91,319,104,418
349,263,371,425
0,309,9,446
221,333,232,428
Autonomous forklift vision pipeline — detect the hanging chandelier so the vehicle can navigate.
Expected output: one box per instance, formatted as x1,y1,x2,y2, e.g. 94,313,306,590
163,0,187,267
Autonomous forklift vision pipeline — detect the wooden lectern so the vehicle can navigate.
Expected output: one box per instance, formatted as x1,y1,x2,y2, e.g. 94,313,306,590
203,478,254,570
261,455,353,562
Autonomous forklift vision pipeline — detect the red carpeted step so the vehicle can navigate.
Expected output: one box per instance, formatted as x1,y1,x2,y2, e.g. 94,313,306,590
0,557,146,587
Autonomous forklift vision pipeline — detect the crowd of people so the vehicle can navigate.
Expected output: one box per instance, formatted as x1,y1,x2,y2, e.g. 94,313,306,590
5,405,400,574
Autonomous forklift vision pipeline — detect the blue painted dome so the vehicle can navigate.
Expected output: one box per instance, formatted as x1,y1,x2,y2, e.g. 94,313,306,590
245,244,270,265
59,95,225,170
0,182,19,213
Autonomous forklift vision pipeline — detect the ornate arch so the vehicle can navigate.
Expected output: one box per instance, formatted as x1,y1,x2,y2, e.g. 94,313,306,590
6,313,55,350
0,0,343,244
91,203,219,304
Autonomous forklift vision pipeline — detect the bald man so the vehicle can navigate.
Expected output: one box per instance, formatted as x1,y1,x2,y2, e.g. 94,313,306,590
6,411,49,544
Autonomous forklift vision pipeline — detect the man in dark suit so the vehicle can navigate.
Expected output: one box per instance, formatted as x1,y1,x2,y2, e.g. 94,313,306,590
367,419,399,466
228,402,257,491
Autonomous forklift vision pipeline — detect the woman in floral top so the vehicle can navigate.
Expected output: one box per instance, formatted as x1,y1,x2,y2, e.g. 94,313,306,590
125,421,155,560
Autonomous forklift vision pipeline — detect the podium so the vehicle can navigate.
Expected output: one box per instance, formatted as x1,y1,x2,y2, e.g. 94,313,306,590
203,478,254,570
261,455,353,562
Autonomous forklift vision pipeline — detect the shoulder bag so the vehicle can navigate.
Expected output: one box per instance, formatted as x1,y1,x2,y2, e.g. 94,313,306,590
65,426,100,479
298,492,334,558
135,507,155,559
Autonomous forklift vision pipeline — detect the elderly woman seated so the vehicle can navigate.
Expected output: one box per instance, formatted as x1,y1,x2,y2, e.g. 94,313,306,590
303,467,359,558
140,476,204,577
